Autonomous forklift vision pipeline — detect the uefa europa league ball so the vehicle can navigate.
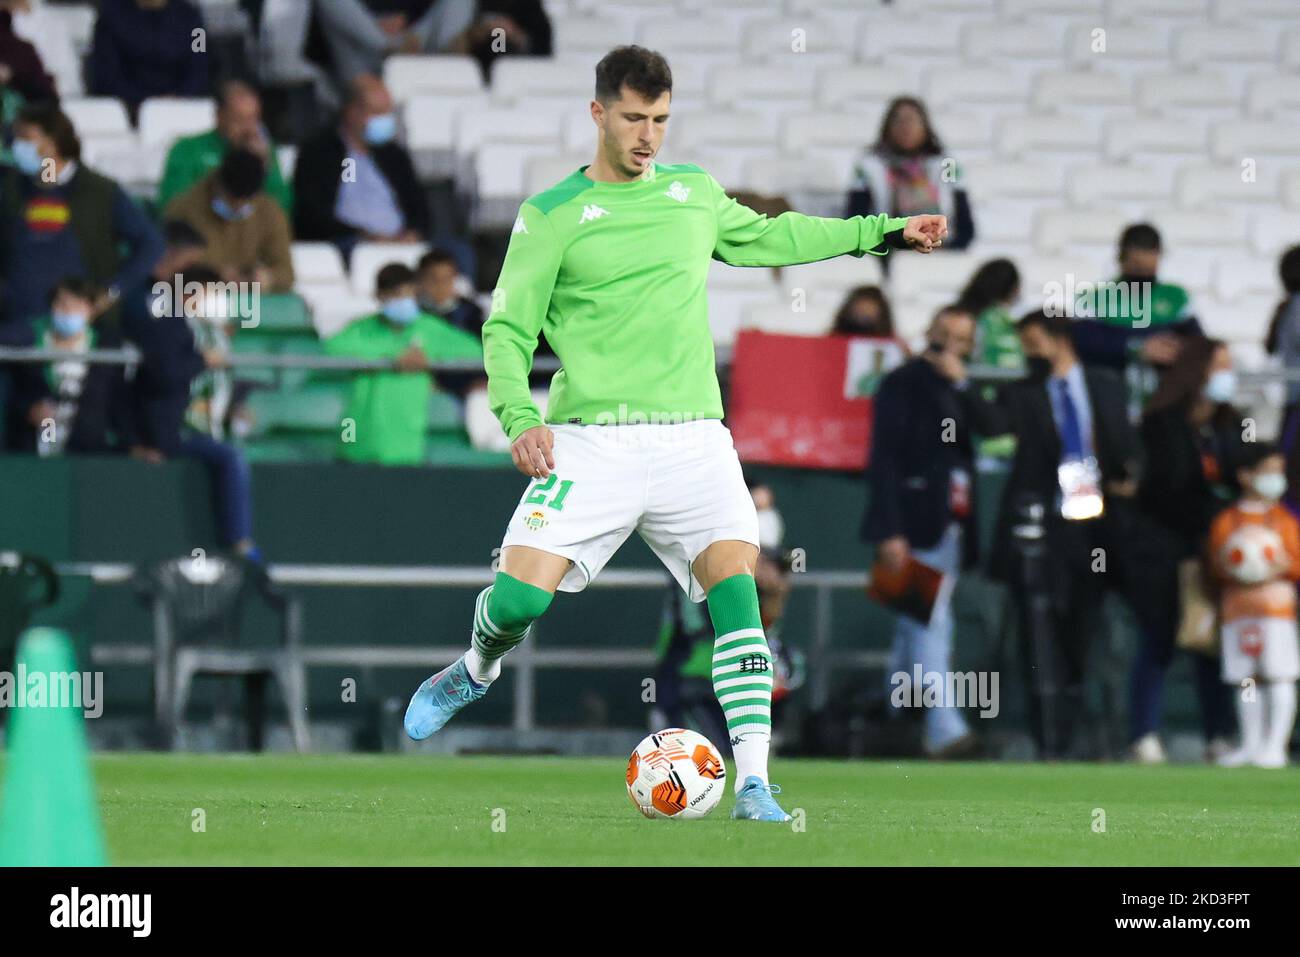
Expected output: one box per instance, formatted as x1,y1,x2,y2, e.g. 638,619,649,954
1221,523,1286,586
626,728,726,820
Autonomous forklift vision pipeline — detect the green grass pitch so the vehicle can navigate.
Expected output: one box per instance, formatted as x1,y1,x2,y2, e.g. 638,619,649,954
32,754,1300,866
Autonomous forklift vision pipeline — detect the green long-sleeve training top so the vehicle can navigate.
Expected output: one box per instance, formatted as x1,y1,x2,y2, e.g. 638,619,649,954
483,162,910,441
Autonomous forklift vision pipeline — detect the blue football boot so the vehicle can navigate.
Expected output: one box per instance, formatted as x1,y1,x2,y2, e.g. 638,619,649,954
404,656,488,740
730,775,793,822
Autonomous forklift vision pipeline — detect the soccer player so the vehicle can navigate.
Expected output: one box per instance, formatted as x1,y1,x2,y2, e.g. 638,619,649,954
404,45,947,821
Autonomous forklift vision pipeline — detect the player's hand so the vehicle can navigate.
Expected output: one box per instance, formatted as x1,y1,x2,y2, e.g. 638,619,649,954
879,535,911,572
511,425,555,478
903,214,947,253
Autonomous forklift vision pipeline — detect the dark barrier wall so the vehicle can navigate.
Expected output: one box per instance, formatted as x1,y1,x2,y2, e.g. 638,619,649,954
0,457,1196,744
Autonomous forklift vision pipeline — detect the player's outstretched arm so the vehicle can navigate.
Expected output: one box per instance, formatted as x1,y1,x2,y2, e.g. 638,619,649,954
483,203,563,446
708,172,935,267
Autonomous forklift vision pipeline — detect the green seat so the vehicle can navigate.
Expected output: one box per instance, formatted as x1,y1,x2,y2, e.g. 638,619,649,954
246,384,349,434
241,435,339,464
228,334,278,386
427,390,463,431
249,294,313,334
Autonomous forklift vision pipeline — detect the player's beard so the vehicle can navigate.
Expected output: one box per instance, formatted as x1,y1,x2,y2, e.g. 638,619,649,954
602,125,652,180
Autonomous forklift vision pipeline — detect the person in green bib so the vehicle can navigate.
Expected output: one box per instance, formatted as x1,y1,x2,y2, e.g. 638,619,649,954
325,261,483,466
156,81,293,216
1072,223,1203,414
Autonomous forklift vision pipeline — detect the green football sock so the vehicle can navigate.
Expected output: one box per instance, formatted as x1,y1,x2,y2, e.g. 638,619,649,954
706,573,773,791
466,572,553,684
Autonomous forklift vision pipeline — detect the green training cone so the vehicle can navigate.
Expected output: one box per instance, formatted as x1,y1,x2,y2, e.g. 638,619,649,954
0,627,107,866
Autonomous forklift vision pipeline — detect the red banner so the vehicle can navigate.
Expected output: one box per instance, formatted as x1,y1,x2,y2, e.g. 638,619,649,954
727,330,906,471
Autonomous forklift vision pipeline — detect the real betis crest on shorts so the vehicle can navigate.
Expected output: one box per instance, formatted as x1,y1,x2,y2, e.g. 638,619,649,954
524,510,549,531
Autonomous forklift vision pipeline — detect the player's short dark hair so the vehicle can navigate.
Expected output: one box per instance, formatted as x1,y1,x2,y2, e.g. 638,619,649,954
376,262,415,295
1017,308,1074,341
595,45,672,103
1119,222,1162,254
416,248,457,274
217,148,265,200
163,219,206,250
1239,441,1283,472
16,103,80,162
49,276,98,305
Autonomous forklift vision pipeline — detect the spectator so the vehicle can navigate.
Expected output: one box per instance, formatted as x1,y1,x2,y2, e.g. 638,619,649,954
0,104,164,345
957,258,1022,374
988,310,1139,758
416,248,484,336
88,0,209,118
831,285,896,340
0,1,56,105
958,258,1022,463
846,96,974,251
4,277,125,455
313,0,476,86
444,0,553,81
1072,223,1202,412
1127,336,1241,764
1206,443,1300,769
157,80,294,215
1264,244,1300,508
165,148,295,292
860,304,1002,757
120,262,261,559
292,73,427,256
324,262,482,465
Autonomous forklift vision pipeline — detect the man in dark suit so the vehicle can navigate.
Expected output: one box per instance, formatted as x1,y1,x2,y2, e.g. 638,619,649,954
291,73,429,257
992,309,1140,759
862,304,1003,757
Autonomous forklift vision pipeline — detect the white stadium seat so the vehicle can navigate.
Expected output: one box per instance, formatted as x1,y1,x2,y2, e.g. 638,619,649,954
1245,74,1300,117
84,144,169,197
1032,72,1133,112
959,159,1065,198
780,256,885,300
740,295,839,338
637,17,742,55
1213,257,1282,301
1137,73,1237,113
1172,26,1281,68
741,16,858,63
779,112,877,154
524,154,589,196
708,64,818,109
1064,23,1171,68
1033,208,1131,255
1065,165,1173,205
1004,0,1104,14
62,98,132,140
383,55,483,102
1176,164,1279,207
814,64,921,110
995,115,1103,158
1284,29,1300,70
1210,120,1300,163
490,58,593,105
454,108,560,154
1110,0,1210,17
858,16,963,60
924,67,1025,111
349,243,429,299
961,21,1067,64
290,243,348,286
1282,169,1300,210
137,98,217,148
1101,116,1208,160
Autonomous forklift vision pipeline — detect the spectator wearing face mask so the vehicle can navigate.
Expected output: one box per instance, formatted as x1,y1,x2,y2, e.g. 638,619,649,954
1127,336,1242,765
415,248,484,337
324,262,482,465
164,148,295,293
157,80,294,215
0,104,164,346
88,0,209,119
4,277,126,455
846,96,974,253
292,73,428,257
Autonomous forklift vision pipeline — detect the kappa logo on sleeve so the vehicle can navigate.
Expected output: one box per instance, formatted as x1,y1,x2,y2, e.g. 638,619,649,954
511,213,528,235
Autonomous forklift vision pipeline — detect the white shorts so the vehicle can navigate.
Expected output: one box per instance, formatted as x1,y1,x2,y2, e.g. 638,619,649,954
500,420,759,602
1221,617,1300,683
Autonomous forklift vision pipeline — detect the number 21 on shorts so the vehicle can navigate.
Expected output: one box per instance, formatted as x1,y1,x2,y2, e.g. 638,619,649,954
524,474,575,511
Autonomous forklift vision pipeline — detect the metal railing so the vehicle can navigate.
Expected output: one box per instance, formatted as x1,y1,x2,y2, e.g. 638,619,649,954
57,561,878,732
